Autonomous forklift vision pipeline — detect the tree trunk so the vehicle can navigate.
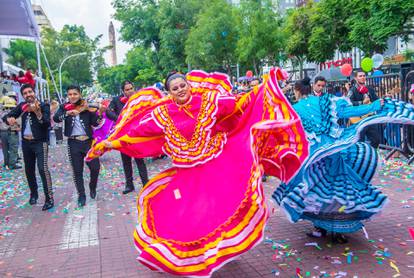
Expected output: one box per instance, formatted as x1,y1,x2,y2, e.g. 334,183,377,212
253,58,258,76
298,57,304,79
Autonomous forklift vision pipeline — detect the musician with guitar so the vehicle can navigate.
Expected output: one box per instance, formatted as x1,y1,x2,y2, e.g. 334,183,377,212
2,84,54,211
53,85,104,207
347,71,380,148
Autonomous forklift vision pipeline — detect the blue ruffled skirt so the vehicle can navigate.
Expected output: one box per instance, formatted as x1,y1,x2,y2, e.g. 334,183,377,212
273,99,414,233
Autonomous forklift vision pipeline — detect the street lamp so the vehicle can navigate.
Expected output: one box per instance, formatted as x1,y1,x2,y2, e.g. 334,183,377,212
59,52,87,98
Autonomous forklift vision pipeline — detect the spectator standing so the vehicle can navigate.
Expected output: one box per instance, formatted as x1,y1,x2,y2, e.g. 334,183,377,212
0,95,21,169
347,71,380,148
312,76,327,96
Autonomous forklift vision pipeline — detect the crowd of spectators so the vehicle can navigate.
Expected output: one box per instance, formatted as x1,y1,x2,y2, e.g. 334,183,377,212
1,68,36,87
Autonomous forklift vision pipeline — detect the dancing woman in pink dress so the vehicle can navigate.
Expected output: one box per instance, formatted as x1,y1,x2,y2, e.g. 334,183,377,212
86,68,309,277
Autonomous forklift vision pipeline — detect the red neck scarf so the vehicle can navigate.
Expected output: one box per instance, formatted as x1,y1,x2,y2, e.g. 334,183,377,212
357,85,369,95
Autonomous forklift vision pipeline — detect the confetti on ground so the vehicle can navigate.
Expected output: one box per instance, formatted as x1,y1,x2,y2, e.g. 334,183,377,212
0,146,413,277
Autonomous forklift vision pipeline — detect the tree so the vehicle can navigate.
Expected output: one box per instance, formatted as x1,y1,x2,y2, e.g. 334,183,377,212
3,25,107,96
346,0,414,55
124,46,161,86
283,3,315,78
113,0,203,74
157,0,203,73
97,46,161,94
97,65,129,95
308,0,352,63
37,25,108,93
185,0,238,74
236,0,286,75
3,40,38,70
112,0,161,50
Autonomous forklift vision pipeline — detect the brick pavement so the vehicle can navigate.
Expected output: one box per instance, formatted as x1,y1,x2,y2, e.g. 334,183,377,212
0,144,413,278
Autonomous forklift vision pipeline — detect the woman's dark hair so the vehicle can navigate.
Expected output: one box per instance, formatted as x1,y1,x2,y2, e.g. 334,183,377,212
164,71,186,91
18,71,24,77
121,80,134,91
294,77,311,97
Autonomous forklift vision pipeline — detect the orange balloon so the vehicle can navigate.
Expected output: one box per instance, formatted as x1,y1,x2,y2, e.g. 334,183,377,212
246,70,253,78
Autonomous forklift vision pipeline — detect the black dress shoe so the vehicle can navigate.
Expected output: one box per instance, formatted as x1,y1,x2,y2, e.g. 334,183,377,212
78,195,86,207
332,233,348,244
42,200,54,211
29,196,38,205
90,188,96,199
122,186,135,195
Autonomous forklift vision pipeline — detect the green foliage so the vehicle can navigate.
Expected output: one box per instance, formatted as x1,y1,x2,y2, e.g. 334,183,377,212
283,3,315,77
112,0,161,50
157,0,203,73
185,0,238,73
112,0,202,74
4,25,107,94
3,40,37,70
107,0,414,81
97,65,128,95
235,0,286,74
97,46,161,94
403,49,414,62
308,0,352,63
42,26,92,87
345,0,414,55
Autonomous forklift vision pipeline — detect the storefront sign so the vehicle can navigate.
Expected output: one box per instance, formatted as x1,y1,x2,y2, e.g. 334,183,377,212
320,57,353,70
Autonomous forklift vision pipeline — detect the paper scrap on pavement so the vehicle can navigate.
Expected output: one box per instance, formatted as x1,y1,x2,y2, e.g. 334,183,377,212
174,189,182,200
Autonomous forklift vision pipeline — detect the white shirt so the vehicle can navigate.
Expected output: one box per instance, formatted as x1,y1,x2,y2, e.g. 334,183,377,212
23,117,32,136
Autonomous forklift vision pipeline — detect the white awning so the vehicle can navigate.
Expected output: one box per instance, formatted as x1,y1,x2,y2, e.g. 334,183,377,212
0,0,40,39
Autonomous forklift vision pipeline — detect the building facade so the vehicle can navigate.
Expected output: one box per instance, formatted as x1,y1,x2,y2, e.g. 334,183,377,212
32,4,53,32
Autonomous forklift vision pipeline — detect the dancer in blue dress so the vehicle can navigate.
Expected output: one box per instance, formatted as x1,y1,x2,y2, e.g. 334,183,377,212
273,78,414,243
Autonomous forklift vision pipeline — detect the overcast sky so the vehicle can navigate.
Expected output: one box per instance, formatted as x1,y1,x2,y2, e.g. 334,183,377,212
36,0,131,65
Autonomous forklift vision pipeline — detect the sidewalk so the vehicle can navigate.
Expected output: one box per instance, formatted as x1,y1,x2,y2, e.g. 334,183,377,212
0,145,413,277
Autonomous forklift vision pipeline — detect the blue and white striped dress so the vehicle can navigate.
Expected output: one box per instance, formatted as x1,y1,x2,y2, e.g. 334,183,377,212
273,94,414,233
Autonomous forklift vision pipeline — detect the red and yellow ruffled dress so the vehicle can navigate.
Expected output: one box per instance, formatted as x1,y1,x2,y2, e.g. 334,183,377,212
87,68,309,277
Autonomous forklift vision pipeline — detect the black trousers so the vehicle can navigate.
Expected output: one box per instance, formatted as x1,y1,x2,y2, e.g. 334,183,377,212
359,125,380,148
121,153,149,187
55,127,63,141
22,140,53,201
68,139,100,197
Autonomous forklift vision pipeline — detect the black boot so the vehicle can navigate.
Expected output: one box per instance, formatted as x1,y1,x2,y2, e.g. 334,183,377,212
29,195,38,205
78,195,86,207
122,185,135,195
332,233,348,244
90,187,96,199
42,199,54,211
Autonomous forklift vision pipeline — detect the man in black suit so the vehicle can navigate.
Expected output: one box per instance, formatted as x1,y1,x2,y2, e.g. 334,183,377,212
53,85,103,207
347,70,380,148
106,80,149,194
3,84,54,210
